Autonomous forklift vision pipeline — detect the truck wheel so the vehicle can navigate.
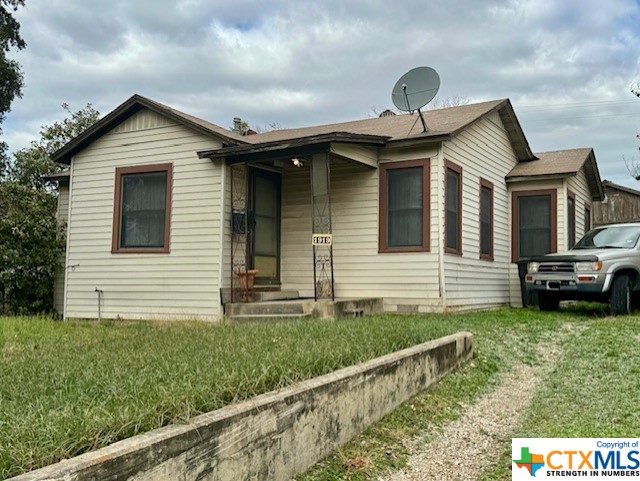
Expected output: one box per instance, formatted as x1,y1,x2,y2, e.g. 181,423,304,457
611,274,633,315
538,292,560,311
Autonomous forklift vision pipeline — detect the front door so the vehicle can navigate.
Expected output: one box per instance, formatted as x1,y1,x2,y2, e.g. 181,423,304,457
249,168,281,285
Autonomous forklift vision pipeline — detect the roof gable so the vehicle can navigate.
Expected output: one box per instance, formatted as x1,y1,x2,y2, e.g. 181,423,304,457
51,94,247,164
506,148,604,201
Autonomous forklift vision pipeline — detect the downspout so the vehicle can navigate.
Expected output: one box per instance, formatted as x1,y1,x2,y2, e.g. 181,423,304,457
437,142,447,309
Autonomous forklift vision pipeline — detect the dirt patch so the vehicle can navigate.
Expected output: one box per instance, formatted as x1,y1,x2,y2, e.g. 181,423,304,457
379,323,583,481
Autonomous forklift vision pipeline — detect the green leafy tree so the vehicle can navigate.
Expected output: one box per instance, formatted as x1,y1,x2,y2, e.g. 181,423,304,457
0,184,61,313
0,103,100,314
0,0,26,144
7,103,100,188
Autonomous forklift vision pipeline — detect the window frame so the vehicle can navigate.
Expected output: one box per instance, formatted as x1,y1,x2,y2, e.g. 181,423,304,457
111,163,173,254
444,160,463,256
511,189,557,263
479,178,494,261
567,190,576,249
378,158,430,253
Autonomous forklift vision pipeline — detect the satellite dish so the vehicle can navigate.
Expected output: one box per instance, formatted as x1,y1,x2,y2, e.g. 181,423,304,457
391,66,440,132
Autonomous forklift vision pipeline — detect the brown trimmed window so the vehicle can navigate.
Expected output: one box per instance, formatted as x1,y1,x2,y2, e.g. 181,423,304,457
379,158,430,253
479,178,494,261
112,163,172,254
445,160,462,255
512,189,557,262
584,203,591,233
568,191,576,248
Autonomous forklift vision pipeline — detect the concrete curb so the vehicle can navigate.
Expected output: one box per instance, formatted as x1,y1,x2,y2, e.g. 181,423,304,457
11,331,473,481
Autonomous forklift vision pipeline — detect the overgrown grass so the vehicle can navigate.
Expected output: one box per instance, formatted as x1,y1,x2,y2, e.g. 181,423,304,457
0,309,556,478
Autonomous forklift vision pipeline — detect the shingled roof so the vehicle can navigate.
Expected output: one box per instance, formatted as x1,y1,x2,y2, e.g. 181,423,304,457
506,148,604,201
199,99,537,162
51,95,537,165
241,99,504,143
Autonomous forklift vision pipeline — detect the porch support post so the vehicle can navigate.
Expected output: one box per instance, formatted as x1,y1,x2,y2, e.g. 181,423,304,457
310,152,335,301
230,163,249,303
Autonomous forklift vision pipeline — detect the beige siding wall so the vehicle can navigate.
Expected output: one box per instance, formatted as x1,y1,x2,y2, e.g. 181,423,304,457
64,108,224,321
53,183,69,314
441,111,518,310
566,169,592,246
507,178,565,306
280,145,443,312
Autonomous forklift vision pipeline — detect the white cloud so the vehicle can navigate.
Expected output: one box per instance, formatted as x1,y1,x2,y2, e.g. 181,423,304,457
2,0,640,186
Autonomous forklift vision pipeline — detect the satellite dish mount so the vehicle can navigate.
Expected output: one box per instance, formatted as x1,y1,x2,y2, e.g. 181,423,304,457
392,66,441,133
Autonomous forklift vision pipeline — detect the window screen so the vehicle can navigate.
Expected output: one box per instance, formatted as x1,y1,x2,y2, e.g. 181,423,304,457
387,167,423,247
446,168,460,251
480,185,492,257
519,195,551,258
120,171,168,248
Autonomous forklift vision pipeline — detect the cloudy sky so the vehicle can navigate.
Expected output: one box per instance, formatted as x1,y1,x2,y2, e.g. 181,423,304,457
3,0,640,186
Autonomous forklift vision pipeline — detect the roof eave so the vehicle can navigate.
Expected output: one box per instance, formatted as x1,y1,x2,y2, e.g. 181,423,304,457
198,132,390,162
384,133,450,147
506,173,574,183
585,149,605,201
51,94,247,165
42,171,71,183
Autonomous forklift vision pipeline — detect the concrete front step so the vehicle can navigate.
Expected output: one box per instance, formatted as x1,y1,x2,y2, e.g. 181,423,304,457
226,299,311,317
253,290,300,302
228,313,313,324
225,298,384,324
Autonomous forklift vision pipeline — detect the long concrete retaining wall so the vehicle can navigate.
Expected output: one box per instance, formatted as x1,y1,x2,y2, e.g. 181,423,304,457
12,331,473,481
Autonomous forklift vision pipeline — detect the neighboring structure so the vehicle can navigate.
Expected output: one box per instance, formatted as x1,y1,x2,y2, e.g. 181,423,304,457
48,95,604,320
593,180,640,227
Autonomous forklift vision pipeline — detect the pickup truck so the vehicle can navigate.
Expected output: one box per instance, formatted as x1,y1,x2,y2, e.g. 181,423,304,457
524,223,640,314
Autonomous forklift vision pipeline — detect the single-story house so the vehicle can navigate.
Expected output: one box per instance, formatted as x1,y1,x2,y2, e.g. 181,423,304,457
593,180,640,227
48,95,604,321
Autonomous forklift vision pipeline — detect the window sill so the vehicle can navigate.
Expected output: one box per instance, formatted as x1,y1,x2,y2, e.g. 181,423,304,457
444,248,463,256
379,246,430,254
480,254,494,262
112,248,170,254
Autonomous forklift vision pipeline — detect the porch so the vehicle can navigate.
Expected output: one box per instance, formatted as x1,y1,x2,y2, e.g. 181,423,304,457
198,133,389,320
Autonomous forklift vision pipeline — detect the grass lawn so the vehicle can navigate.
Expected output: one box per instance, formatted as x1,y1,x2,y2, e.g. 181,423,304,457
480,312,640,480
299,304,640,481
0,306,624,479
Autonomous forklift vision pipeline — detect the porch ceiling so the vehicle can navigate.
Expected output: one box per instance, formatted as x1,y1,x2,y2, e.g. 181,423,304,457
197,132,389,166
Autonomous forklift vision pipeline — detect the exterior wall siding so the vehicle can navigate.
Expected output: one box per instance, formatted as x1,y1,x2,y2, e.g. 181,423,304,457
566,170,591,246
64,108,224,321
53,184,69,314
441,111,518,310
279,145,443,312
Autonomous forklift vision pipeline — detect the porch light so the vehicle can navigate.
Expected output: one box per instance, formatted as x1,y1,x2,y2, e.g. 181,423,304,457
291,158,304,167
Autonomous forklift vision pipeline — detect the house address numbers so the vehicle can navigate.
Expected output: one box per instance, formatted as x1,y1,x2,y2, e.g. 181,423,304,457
312,234,333,246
